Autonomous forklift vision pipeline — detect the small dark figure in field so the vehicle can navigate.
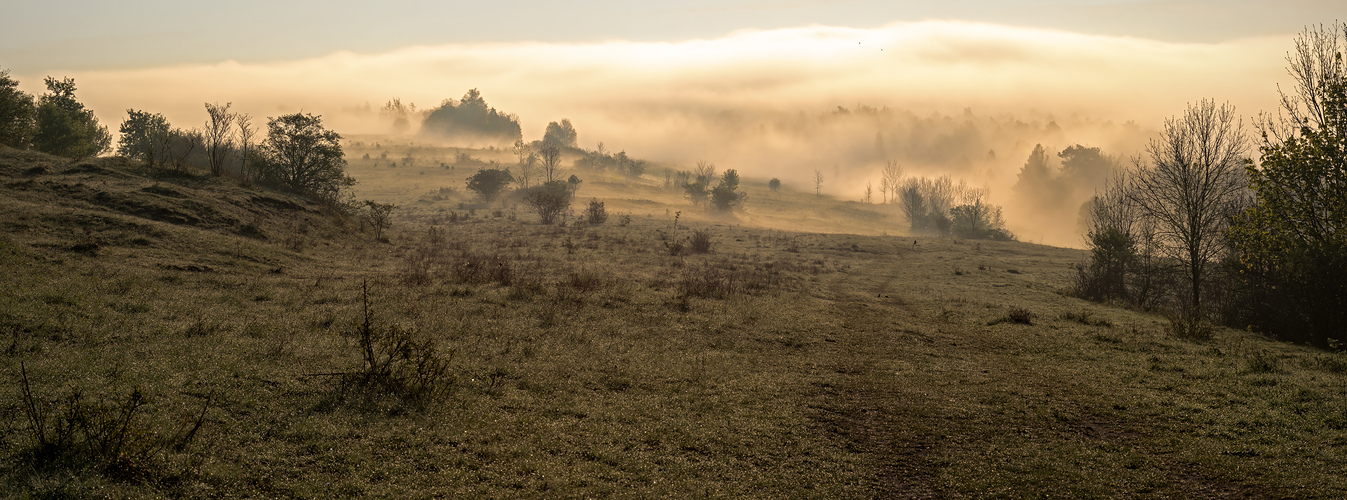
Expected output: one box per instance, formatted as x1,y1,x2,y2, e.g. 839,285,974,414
913,240,918,248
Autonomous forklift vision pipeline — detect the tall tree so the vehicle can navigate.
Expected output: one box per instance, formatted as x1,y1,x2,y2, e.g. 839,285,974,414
1129,100,1249,313
538,142,562,183
204,102,235,176
543,119,578,148
1228,22,1347,344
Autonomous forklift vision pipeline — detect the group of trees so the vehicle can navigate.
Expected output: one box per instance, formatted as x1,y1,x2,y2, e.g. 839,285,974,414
896,174,1013,240
420,89,522,145
573,142,647,178
1077,21,1346,346
677,161,745,213
0,71,110,158
1015,144,1121,221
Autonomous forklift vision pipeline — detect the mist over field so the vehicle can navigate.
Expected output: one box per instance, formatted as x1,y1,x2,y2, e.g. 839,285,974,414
9,20,1288,246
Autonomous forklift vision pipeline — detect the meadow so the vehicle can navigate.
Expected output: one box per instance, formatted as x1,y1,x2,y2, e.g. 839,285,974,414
2,141,1345,498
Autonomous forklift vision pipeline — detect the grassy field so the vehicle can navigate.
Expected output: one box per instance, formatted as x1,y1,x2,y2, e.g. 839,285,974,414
2,142,1346,498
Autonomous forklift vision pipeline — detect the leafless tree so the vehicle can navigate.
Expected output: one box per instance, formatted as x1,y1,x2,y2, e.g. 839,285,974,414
236,113,255,180
813,169,824,196
882,161,903,203
1262,23,1345,144
1128,99,1250,312
539,142,561,183
864,182,873,203
204,102,235,176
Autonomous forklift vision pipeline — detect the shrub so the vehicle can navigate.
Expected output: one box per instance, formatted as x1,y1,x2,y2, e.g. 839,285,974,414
524,180,572,225
690,229,713,253
465,167,514,202
344,282,452,406
768,178,781,191
585,198,608,224
15,363,206,482
988,307,1035,325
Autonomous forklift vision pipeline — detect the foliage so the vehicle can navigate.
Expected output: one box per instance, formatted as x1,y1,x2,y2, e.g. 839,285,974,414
362,200,397,241
346,282,452,406
420,89,521,145
0,68,36,149
1227,23,1347,346
524,180,572,224
567,174,583,196
689,229,714,253
574,143,648,178
117,109,172,165
465,167,515,202
949,189,1013,240
1074,227,1136,302
683,161,716,207
710,168,747,213
585,198,608,225
543,119,578,148
768,177,781,191
33,77,111,158
254,112,354,202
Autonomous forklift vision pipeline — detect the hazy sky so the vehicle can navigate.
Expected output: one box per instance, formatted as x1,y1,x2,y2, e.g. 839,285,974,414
0,0,1338,72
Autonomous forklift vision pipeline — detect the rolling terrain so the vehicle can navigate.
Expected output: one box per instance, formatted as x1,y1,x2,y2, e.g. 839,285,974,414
2,144,1346,498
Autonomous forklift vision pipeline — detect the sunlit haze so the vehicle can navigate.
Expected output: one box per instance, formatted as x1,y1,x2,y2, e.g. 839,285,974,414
1,1,1325,245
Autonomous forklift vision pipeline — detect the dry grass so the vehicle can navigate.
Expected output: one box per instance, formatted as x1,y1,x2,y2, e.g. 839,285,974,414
2,144,1347,497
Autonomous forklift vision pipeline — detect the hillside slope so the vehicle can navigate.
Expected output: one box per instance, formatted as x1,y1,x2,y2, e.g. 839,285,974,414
2,146,1346,498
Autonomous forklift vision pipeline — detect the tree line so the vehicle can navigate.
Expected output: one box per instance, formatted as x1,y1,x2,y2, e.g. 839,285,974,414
1077,23,1346,346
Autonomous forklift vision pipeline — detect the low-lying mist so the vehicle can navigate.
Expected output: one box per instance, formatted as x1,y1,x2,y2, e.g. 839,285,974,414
17,20,1290,247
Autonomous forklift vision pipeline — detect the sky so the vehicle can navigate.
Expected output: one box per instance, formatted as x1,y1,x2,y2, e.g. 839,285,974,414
1,0,1337,72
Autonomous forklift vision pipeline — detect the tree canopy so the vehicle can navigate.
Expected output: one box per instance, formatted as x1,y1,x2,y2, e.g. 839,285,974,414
33,77,110,158
0,69,36,149
420,89,521,145
255,112,353,202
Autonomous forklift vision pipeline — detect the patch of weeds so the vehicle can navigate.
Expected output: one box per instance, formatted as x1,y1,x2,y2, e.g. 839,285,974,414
618,213,632,227
15,364,208,483
1167,310,1213,342
1006,268,1022,274
1245,350,1281,374
1059,310,1113,327
953,266,965,276
335,282,454,409
665,239,685,256
567,268,606,292
690,229,713,253
988,306,1035,326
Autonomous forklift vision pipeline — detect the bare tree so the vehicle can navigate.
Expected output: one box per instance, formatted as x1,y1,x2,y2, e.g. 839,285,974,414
882,161,903,203
204,102,235,176
813,169,824,196
236,113,255,180
1262,23,1345,143
1128,100,1249,313
864,182,873,203
539,142,561,183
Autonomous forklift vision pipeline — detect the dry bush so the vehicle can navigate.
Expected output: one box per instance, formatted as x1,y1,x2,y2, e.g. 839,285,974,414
340,283,454,407
690,229,713,253
988,306,1035,326
452,251,514,285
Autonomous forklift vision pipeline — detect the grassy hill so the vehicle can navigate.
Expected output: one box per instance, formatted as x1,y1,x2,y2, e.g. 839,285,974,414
2,144,1346,498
